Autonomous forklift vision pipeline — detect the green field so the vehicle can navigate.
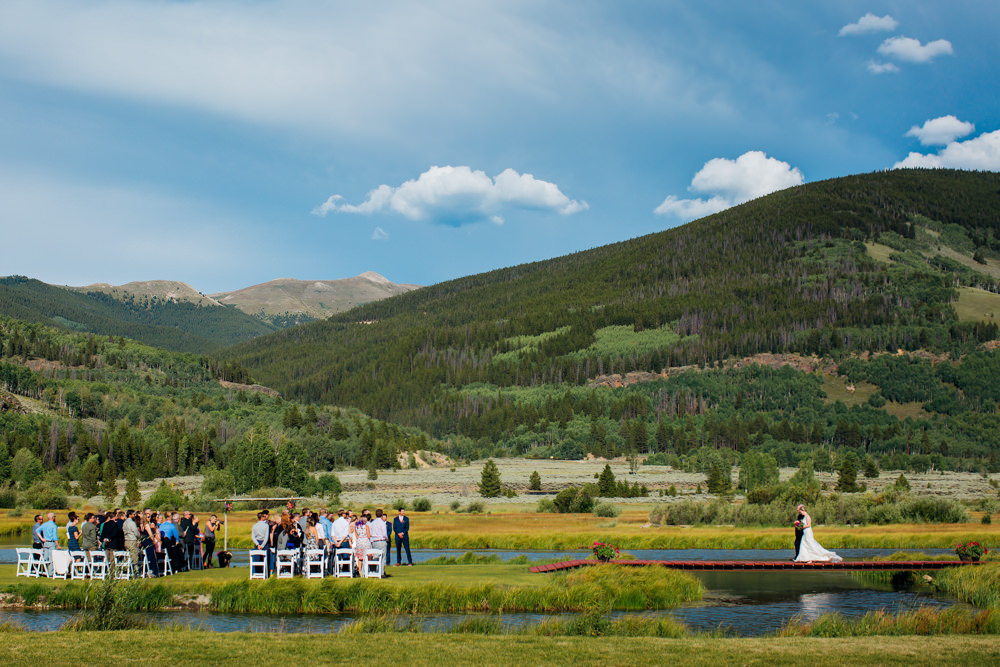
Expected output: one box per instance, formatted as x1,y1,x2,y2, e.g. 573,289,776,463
954,287,1000,324
0,631,997,667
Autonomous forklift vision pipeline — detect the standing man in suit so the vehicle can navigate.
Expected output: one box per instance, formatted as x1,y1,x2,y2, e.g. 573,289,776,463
392,508,413,566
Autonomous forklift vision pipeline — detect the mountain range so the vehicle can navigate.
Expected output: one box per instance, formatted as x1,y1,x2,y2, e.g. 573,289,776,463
0,272,420,353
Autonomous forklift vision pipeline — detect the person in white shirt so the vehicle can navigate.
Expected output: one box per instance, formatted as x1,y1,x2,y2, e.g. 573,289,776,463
369,508,390,571
331,509,350,548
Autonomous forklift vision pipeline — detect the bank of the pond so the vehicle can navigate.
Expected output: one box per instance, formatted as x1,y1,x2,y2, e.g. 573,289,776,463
0,563,704,614
0,630,997,666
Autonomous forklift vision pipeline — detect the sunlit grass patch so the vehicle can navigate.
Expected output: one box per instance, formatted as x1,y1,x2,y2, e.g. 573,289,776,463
954,287,1000,324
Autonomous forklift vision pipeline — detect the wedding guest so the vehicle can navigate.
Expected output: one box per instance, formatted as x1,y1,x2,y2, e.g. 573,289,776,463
80,513,99,552
31,515,43,549
350,513,372,574
138,514,160,577
370,509,389,570
250,512,271,576
40,512,59,563
66,512,81,552
123,509,141,569
331,509,349,549
393,508,413,566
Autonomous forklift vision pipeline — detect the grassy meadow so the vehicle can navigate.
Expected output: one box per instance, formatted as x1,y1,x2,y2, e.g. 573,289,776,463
0,631,998,667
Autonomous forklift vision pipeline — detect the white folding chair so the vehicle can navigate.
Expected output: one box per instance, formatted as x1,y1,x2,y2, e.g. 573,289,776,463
305,548,325,579
334,548,353,578
249,549,268,579
30,549,52,578
89,551,107,580
70,551,89,580
16,548,32,577
156,551,174,576
113,550,133,580
275,550,297,578
363,549,384,579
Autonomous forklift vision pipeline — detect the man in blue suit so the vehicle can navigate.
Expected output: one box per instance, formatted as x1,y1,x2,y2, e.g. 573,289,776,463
392,508,413,566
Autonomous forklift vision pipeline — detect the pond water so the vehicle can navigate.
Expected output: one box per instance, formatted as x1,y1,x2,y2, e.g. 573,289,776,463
0,543,963,636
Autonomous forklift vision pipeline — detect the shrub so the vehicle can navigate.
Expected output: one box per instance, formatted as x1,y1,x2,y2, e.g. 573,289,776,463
593,501,621,518
536,498,557,513
21,483,68,510
465,501,485,514
392,498,408,511
200,468,235,497
145,481,187,511
0,484,18,509
412,497,431,512
450,500,461,511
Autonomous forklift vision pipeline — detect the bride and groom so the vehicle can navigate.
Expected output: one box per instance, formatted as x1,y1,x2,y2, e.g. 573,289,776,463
793,504,842,562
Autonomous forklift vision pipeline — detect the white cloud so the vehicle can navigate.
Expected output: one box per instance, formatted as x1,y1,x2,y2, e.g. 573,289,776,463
894,130,1000,170
867,61,900,75
877,36,953,63
314,165,587,226
371,226,389,241
905,115,975,146
839,13,898,36
655,151,804,221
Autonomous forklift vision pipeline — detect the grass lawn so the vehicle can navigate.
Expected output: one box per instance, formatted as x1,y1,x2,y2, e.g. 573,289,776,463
0,631,997,666
0,561,543,591
954,286,1000,324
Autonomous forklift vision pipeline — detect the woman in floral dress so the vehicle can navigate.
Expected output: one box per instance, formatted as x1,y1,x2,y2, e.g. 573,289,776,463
350,514,372,567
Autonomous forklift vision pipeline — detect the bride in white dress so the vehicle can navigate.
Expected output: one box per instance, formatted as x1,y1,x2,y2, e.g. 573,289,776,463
794,507,842,562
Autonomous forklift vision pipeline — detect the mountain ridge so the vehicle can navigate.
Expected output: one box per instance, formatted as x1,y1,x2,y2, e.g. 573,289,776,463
213,169,1000,435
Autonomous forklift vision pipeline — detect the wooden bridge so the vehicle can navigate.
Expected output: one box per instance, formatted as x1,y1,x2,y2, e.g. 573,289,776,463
529,558,983,573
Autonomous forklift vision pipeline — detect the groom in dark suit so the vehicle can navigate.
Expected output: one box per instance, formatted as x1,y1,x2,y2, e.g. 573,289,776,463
393,508,413,566
793,504,805,560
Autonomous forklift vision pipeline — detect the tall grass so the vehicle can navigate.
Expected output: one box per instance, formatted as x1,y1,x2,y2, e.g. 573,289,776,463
422,552,529,565
4,580,175,611
649,493,968,528
776,606,1000,637
934,563,1000,609
210,566,703,615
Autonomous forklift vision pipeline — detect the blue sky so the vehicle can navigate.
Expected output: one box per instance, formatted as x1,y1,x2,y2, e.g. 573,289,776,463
0,1,997,293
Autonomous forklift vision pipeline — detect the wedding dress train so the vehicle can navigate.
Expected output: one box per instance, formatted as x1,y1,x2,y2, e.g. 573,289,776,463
794,526,843,562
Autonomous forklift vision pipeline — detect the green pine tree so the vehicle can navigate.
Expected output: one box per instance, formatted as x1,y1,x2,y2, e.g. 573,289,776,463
597,464,616,497
101,463,118,507
478,459,502,498
837,451,860,492
123,469,141,507
529,470,542,491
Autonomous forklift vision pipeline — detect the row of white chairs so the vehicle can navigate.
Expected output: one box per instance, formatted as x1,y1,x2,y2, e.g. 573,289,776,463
16,548,177,580
249,548,384,579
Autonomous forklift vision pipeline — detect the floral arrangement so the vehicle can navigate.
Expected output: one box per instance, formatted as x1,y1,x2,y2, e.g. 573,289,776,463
954,541,988,561
592,541,619,562
793,520,804,530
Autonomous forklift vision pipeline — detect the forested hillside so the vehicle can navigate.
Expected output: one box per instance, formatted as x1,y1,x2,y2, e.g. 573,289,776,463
214,169,1000,473
0,315,435,506
0,277,276,353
